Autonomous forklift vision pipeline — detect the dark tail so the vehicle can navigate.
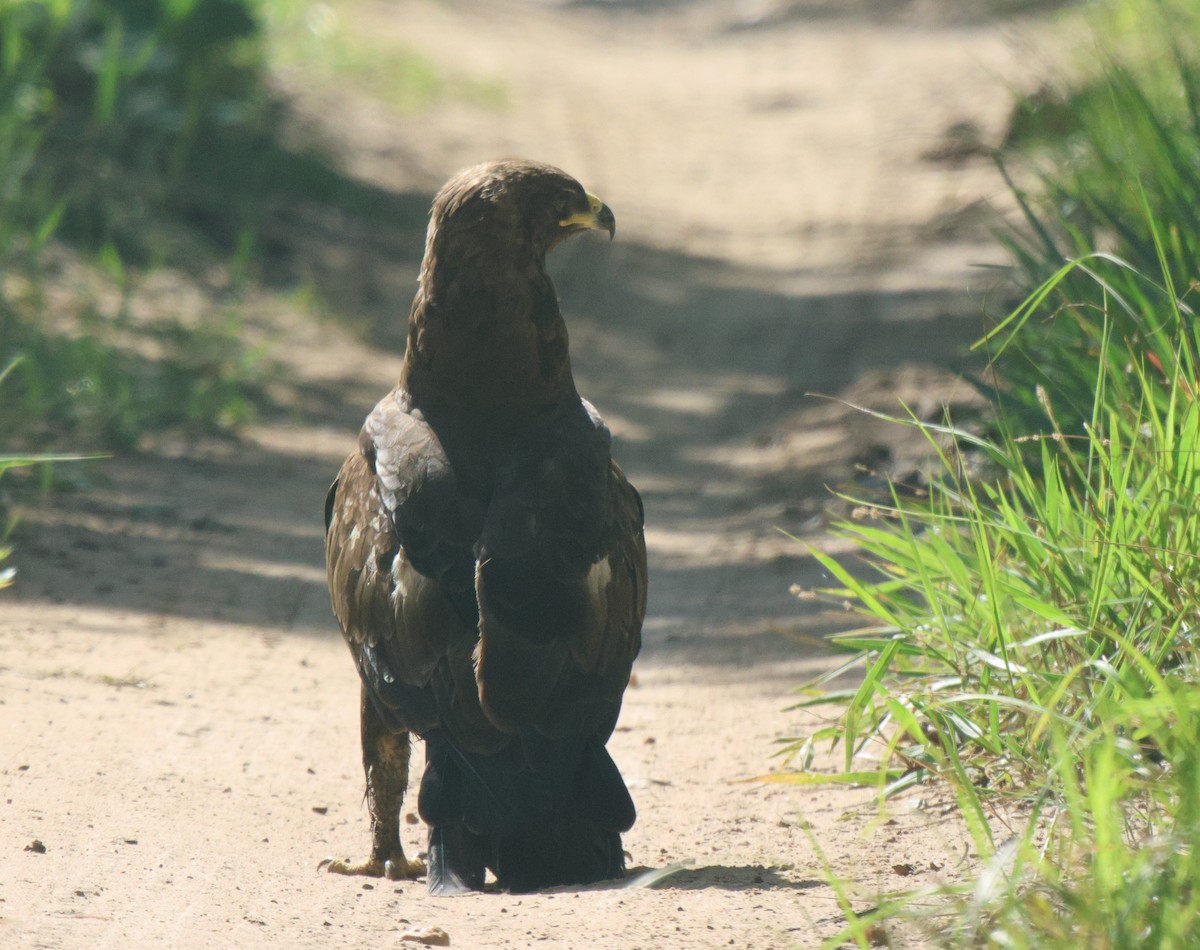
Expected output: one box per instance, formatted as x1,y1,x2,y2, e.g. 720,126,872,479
419,730,635,894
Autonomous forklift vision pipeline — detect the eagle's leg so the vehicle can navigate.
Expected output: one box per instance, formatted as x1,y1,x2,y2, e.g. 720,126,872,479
321,685,425,880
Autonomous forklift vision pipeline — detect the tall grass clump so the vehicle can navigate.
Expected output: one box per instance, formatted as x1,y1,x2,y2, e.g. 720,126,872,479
0,357,96,587
800,248,1200,950
0,0,274,450
0,0,267,259
799,253,1200,778
787,4,1200,945
994,0,1200,437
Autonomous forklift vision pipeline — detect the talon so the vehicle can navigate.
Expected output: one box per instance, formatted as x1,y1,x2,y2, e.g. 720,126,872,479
321,855,425,880
322,857,386,878
385,856,427,880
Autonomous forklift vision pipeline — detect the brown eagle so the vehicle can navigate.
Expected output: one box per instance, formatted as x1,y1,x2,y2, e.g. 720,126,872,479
321,160,647,894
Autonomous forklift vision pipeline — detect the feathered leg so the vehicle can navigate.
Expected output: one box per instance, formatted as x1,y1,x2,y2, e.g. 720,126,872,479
321,685,425,880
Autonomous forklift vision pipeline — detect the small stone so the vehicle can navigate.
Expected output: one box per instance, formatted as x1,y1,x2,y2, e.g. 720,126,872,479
400,925,450,946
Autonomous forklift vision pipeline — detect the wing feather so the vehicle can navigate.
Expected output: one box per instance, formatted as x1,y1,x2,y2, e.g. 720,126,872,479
325,389,481,735
474,405,646,737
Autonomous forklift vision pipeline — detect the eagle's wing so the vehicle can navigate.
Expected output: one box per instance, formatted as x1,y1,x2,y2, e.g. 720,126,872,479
474,399,646,740
324,388,486,741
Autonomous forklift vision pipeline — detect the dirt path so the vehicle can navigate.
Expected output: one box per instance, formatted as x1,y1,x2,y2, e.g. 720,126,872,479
3,2,1046,947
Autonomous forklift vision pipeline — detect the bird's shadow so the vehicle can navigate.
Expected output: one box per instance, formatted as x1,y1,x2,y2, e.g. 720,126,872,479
538,863,821,894
634,863,821,892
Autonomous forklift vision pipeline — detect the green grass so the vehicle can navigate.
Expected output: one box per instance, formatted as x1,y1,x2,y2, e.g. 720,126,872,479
0,0,434,456
0,357,98,588
793,256,1200,950
0,0,277,451
794,258,1200,774
813,689,1200,949
1,285,272,451
781,2,1200,944
0,1,456,456
992,0,1200,439
257,0,507,113
965,693,1200,949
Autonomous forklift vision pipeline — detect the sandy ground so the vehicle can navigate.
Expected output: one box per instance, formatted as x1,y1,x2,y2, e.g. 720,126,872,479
2,1,1053,947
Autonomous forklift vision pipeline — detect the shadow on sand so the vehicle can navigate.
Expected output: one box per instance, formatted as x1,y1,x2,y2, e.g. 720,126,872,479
9,122,993,674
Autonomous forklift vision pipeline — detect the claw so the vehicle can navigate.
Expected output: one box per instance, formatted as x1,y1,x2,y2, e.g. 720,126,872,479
320,855,425,879
385,856,427,880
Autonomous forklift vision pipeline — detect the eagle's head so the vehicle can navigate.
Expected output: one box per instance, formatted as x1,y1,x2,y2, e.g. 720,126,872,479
425,160,616,269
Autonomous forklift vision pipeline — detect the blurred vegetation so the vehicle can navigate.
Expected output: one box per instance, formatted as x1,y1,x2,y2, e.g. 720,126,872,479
993,0,1200,439
0,0,491,455
782,1,1200,945
0,0,274,451
260,0,506,113
0,355,98,587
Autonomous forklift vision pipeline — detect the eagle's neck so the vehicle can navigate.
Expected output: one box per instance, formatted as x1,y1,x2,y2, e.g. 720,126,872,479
400,249,577,442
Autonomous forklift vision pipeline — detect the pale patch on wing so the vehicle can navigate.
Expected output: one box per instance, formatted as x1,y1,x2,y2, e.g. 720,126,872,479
586,556,612,601
389,550,434,615
390,551,416,604
580,397,605,428
568,556,614,670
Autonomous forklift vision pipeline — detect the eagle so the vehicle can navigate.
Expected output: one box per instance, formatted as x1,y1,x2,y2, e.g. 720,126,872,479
321,160,647,894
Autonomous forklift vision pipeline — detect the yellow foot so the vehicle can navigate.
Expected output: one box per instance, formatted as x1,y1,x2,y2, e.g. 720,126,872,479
318,855,426,880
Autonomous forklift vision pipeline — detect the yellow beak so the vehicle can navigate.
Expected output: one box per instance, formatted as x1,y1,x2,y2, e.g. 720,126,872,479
559,192,616,239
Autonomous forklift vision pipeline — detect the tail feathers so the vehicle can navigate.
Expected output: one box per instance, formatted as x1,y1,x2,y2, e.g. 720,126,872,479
577,737,636,833
418,731,635,893
427,825,487,895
